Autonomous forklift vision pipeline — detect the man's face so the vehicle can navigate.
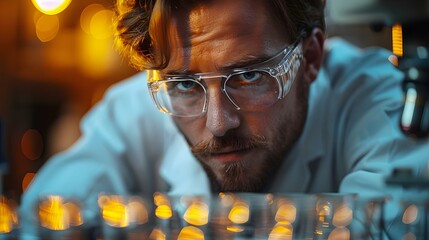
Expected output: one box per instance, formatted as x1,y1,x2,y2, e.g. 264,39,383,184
161,0,310,192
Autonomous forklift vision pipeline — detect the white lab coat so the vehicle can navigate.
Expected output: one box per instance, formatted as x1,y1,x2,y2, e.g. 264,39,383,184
19,38,429,238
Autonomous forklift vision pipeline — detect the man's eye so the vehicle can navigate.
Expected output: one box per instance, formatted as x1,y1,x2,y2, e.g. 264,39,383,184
238,71,262,82
176,81,197,91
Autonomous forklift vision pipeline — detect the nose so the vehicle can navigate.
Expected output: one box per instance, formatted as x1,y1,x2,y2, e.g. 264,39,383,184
205,87,240,137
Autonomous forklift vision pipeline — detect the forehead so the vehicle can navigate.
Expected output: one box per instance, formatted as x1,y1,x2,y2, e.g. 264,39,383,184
164,0,289,73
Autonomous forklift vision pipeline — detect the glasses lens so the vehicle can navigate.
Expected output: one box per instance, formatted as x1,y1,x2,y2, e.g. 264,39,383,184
225,70,280,111
152,80,206,116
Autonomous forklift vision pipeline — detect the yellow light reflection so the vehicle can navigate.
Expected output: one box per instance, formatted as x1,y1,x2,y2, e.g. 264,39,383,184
327,227,350,240
90,9,114,39
177,226,205,240
100,196,128,227
0,197,18,234
332,204,353,227
226,226,244,233
268,222,293,240
64,202,84,227
316,200,332,228
392,23,403,57
183,201,209,226
149,228,166,240
35,14,59,42
38,196,70,230
32,0,71,15
275,200,296,224
154,192,172,219
80,4,105,34
127,197,149,225
402,204,419,225
219,192,234,207
228,201,249,224
155,205,172,220
154,192,170,206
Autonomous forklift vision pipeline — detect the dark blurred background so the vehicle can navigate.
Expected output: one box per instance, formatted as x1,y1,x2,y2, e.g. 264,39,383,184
0,0,391,202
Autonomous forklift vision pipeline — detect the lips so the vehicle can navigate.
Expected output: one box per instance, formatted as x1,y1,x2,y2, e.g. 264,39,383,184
209,148,253,164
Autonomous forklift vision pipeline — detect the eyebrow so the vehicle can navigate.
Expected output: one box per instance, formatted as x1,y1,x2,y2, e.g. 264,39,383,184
216,54,273,72
163,53,274,76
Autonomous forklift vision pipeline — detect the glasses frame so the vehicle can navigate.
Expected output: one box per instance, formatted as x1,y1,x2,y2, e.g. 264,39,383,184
148,36,304,117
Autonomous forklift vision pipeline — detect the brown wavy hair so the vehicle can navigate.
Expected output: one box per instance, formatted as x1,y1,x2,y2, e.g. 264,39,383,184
114,0,325,70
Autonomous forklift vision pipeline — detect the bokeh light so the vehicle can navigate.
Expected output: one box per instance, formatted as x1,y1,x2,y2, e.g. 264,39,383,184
35,14,60,42
21,129,44,161
32,0,72,15
22,173,37,192
80,4,105,35
89,9,114,39
0,197,19,234
183,201,209,226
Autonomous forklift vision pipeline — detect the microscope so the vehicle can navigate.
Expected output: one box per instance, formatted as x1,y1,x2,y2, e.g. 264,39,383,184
330,0,429,138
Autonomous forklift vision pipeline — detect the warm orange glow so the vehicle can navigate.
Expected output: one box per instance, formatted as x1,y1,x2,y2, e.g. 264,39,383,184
328,227,350,240
275,200,296,224
90,9,114,39
228,201,249,224
127,197,149,225
21,129,44,161
80,4,105,34
388,54,399,67
154,193,172,219
38,196,70,230
149,228,166,240
98,195,148,227
64,202,84,227
177,226,205,240
22,173,37,192
35,15,59,42
183,201,209,226
154,192,170,206
0,197,18,234
155,205,172,220
402,204,419,225
100,195,128,227
226,225,244,233
392,23,403,57
268,223,293,240
31,0,71,15
332,204,353,227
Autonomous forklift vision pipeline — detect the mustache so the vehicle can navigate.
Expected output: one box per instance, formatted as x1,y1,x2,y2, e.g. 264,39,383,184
191,134,268,156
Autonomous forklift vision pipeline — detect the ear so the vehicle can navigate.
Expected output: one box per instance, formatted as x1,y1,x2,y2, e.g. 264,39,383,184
302,28,324,84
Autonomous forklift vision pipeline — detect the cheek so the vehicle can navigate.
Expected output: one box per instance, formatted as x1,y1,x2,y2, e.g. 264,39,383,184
174,117,208,144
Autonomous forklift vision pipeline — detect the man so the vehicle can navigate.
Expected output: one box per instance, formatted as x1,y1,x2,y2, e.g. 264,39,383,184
20,0,428,237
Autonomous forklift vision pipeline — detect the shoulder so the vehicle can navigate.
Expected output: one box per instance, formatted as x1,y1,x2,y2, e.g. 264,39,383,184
103,71,149,100
322,37,402,88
